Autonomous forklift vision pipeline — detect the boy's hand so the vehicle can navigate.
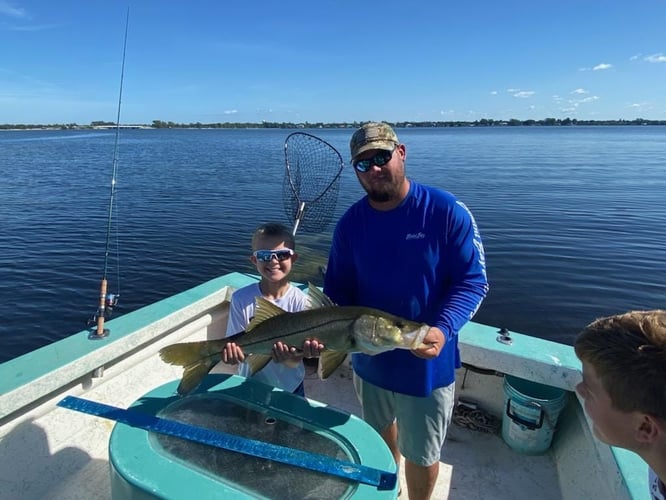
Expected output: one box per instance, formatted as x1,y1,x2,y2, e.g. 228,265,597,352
303,339,325,359
222,342,245,364
272,341,303,367
411,327,445,359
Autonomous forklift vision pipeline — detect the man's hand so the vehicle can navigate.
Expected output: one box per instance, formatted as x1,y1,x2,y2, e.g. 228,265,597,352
222,342,245,364
411,327,445,359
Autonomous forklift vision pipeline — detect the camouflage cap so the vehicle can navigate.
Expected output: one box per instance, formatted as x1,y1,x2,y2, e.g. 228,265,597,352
350,122,399,161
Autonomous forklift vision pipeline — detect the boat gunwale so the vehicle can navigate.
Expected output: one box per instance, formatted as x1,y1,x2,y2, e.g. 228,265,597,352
0,274,241,421
0,271,651,499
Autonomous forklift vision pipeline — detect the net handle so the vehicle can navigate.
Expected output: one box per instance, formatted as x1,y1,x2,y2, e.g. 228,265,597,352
292,201,306,236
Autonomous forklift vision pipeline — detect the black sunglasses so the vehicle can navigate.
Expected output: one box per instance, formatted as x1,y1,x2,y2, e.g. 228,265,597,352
353,147,395,173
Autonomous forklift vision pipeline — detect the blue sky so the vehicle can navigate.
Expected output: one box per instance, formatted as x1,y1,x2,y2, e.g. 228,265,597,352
1,1,665,124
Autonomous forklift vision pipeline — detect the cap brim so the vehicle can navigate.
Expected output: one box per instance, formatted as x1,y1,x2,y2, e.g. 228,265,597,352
351,140,397,161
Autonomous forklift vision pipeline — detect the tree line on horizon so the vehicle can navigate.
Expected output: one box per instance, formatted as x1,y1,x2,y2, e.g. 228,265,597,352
1,117,665,130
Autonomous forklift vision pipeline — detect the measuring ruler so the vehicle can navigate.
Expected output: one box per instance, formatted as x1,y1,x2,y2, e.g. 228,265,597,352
58,395,396,491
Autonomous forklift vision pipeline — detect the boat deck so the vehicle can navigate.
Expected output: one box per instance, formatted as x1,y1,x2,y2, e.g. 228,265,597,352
0,273,646,499
2,357,562,500
302,361,561,500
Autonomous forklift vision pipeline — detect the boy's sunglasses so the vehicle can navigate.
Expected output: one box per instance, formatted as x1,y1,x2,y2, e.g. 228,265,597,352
353,147,395,173
253,249,294,262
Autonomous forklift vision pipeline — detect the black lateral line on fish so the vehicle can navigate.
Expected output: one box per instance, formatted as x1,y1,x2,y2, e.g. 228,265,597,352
236,316,355,348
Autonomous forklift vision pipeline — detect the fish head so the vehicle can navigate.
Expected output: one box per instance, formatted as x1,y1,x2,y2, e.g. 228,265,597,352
352,313,430,354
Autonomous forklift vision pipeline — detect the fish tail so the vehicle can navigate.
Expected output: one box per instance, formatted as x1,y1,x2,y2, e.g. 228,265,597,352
159,341,213,366
177,359,217,395
159,341,223,395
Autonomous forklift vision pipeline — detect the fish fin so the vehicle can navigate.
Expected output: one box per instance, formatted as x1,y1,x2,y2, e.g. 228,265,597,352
247,297,286,331
307,283,336,309
317,351,348,379
159,342,223,395
160,341,211,367
177,359,217,395
244,354,273,375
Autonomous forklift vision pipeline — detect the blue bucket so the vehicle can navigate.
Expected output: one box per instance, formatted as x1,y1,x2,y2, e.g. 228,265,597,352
501,375,568,455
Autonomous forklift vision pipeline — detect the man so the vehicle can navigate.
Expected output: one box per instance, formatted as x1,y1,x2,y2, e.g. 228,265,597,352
323,122,488,499
575,310,666,500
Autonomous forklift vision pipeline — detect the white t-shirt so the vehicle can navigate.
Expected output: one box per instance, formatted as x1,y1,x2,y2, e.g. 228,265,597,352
225,283,309,392
650,467,666,500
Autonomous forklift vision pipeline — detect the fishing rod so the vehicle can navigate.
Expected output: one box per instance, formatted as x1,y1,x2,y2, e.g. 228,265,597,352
89,9,129,339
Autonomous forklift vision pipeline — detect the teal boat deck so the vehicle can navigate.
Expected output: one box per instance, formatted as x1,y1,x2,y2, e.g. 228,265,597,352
0,272,652,499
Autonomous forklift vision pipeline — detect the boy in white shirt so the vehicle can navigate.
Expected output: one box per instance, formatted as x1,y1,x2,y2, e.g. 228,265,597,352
222,222,310,395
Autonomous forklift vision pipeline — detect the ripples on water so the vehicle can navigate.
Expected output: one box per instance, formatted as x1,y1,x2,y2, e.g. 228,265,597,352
1,126,665,363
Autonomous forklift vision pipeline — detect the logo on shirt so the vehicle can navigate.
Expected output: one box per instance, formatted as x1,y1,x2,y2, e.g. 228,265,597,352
405,232,426,240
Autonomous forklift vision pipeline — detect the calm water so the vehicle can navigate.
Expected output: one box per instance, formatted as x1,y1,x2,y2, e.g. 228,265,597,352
1,126,665,363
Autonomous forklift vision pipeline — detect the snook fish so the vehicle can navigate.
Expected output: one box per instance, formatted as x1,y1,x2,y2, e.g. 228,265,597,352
159,284,430,395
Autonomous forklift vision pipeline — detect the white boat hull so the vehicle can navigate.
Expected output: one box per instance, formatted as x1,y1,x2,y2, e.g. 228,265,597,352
0,272,649,499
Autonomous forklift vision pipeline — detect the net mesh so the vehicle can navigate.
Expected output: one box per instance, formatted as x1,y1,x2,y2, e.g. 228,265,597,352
282,132,344,234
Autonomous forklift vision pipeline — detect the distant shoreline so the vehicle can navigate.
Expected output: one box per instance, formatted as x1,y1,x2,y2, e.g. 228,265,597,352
1,117,665,131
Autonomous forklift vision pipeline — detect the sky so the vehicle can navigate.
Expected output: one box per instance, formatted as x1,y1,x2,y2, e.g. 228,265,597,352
1,1,665,124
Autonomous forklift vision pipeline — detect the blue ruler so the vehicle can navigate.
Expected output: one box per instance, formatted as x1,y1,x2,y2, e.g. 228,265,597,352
57,395,396,491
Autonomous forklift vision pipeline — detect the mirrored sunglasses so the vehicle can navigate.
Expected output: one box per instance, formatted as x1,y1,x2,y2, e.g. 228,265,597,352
253,248,294,262
353,147,395,173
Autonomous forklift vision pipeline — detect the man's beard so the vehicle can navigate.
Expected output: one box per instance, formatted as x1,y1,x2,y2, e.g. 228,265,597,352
366,189,392,203
362,172,404,203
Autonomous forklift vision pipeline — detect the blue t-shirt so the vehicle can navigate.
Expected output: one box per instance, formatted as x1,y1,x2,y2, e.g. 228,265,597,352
324,181,488,397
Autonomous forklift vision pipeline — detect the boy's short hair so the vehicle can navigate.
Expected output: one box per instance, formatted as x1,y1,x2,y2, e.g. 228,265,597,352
251,222,296,250
574,310,666,419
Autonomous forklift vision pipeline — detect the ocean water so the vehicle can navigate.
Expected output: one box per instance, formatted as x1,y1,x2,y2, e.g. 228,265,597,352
1,126,665,363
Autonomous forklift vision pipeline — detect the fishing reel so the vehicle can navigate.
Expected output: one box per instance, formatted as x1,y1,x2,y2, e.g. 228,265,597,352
86,293,120,327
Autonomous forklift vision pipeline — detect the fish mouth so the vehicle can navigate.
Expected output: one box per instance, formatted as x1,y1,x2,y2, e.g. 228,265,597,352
402,324,429,349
